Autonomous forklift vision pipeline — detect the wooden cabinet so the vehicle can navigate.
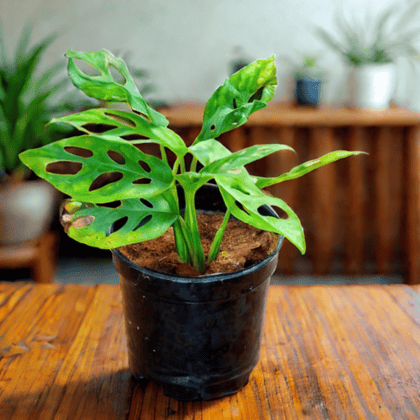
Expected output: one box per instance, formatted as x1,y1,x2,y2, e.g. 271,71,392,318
161,102,420,284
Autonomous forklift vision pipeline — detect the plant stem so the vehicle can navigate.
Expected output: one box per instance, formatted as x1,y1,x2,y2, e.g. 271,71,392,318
190,156,198,172
172,158,180,175
177,216,203,271
207,210,231,265
172,218,191,264
163,185,190,264
180,157,186,174
184,189,206,272
160,144,168,165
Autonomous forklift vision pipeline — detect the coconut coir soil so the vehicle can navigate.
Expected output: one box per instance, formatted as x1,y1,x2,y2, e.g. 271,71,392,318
119,212,279,276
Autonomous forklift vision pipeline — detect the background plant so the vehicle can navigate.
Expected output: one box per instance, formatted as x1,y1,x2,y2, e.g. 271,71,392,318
20,50,363,274
316,0,420,66
0,25,81,182
293,54,325,80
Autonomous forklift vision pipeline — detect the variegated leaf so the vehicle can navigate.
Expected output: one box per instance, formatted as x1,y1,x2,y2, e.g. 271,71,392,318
51,108,188,156
216,174,305,253
66,49,167,126
61,196,178,249
19,135,173,203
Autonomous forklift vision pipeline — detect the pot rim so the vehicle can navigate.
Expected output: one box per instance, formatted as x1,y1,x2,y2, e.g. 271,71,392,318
111,182,284,283
111,233,283,284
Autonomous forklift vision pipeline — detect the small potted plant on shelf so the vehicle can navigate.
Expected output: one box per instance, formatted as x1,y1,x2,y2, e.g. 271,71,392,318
0,25,80,245
20,49,364,401
293,54,325,106
316,0,420,110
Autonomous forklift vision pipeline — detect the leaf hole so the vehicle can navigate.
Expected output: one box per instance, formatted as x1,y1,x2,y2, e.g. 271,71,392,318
97,200,122,209
210,124,216,131
89,172,124,191
133,178,152,185
140,198,153,208
104,112,136,128
107,150,126,165
260,205,288,219
64,147,93,158
120,134,148,141
235,200,250,215
73,58,101,76
133,110,151,121
82,123,117,134
72,215,95,229
109,64,126,85
248,86,265,103
133,215,152,231
233,98,238,109
138,160,151,173
107,216,128,236
46,161,83,175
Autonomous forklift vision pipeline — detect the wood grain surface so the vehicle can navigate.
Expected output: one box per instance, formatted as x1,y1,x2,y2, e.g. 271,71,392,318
1,282,420,419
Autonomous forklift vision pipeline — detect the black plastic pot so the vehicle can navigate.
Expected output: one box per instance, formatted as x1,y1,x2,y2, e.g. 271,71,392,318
111,184,283,401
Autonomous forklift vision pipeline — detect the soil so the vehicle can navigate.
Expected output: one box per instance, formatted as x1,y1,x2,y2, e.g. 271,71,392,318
119,212,279,276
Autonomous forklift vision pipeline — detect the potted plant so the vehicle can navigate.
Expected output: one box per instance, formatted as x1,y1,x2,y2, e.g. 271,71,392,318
316,1,420,109
0,26,79,245
293,54,325,106
20,49,364,401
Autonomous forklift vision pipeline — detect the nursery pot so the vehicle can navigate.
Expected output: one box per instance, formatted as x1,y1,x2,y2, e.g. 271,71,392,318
295,76,322,106
111,183,283,401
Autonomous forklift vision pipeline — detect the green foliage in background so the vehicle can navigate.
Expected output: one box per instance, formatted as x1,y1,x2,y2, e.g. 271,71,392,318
293,54,325,80
0,25,79,182
316,0,420,66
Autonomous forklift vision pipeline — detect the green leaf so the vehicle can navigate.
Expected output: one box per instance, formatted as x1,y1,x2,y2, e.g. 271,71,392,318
61,196,178,249
19,135,174,203
254,150,367,189
51,108,187,156
176,172,211,193
216,174,306,254
194,56,277,143
65,49,168,127
189,139,301,250
189,139,232,165
200,141,294,175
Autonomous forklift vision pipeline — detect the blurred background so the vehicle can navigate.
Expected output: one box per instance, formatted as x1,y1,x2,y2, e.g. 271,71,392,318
1,0,420,284
2,0,420,107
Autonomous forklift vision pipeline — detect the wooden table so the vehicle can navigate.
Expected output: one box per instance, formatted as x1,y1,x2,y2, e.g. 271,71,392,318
1,282,420,419
161,103,420,283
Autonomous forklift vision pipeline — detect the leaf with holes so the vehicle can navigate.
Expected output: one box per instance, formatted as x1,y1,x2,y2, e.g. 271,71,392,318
194,56,277,143
51,108,188,156
254,150,367,189
61,196,179,248
198,141,294,175
19,135,174,203
66,49,168,126
216,174,305,253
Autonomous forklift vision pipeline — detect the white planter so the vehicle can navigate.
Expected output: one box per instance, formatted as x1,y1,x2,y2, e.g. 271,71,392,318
0,180,57,245
347,63,396,110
